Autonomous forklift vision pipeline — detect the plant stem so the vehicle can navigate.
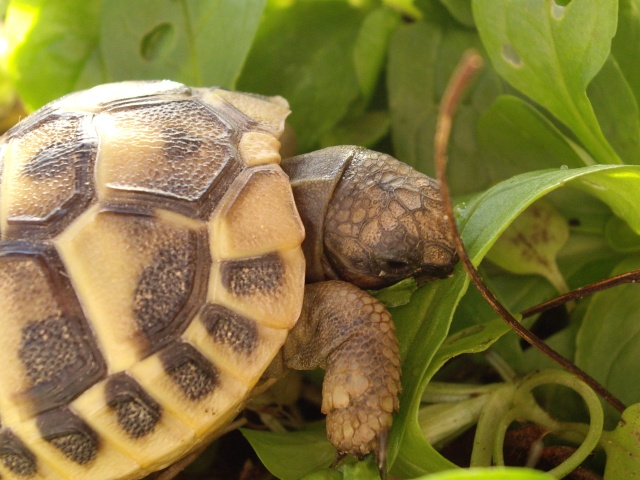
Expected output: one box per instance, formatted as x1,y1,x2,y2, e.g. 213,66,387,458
435,49,626,414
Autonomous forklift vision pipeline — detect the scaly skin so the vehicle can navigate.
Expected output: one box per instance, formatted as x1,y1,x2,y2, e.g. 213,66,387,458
280,281,401,465
278,146,457,475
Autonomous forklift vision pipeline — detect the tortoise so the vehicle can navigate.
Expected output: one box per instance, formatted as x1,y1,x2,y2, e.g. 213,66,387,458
0,80,457,480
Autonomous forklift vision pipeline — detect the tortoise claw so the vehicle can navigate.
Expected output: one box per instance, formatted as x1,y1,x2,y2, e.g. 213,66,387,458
375,429,389,480
330,451,348,469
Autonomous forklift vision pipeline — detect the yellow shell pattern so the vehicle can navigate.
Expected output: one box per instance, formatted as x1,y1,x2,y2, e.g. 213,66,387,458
0,81,306,480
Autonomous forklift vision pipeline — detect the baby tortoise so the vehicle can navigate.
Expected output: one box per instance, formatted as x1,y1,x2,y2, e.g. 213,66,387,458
0,81,457,479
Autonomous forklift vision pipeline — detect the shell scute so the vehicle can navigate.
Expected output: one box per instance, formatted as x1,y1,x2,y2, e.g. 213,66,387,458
0,81,305,480
0,113,97,239
94,98,243,218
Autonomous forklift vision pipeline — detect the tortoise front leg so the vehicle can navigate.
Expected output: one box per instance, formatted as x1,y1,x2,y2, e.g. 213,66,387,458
279,280,401,472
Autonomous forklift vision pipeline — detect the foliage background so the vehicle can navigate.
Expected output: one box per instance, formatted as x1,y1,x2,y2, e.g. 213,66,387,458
2,0,640,479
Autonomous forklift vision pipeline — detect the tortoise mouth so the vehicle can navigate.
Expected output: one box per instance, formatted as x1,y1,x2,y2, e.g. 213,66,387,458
414,259,458,287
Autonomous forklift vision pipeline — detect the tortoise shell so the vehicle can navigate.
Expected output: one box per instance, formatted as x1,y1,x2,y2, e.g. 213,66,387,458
0,81,306,479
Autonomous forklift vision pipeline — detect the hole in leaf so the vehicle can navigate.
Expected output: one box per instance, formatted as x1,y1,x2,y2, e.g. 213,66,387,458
551,1,567,20
140,23,174,61
501,43,522,68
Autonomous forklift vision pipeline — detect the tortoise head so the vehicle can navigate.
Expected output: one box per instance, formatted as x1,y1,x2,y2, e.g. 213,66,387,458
321,147,458,290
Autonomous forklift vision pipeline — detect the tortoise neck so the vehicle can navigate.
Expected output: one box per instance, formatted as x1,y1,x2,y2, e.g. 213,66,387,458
281,146,355,283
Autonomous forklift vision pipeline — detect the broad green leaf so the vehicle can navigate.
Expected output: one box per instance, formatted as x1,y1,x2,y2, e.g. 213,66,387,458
438,0,474,27
414,468,555,480
5,0,103,110
353,7,400,102
478,95,590,185
588,56,640,164
473,0,621,165
457,166,640,263
612,0,640,108
238,1,370,152
391,163,640,476
485,200,570,294
387,19,505,194
389,273,468,476
301,470,343,480
100,0,265,87
341,457,380,479
372,277,418,309
603,404,640,480
319,111,390,150
571,167,640,234
5,0,266,110
242,424,335,480
605,216,640,253
575,256,640,427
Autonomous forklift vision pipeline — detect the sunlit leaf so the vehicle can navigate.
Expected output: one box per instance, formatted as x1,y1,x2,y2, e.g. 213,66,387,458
474,0,620,164
603,403,640,480
414,467,555,480
100,0,266,87
5,0,103,110
486,200,570,294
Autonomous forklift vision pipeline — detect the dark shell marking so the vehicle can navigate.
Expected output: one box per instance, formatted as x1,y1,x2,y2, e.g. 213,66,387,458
4,113,97,239
133,228,209,352
1,244,107,414
200,304,258,354
160,342,219,401
0,430,37,476
105,374,162,439
221,252,284,297
19,315,105,412
37,408,99,465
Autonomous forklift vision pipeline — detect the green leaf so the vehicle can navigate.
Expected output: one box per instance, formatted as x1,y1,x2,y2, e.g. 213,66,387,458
611,0,640,108
387,19,505,193
458,166,640,263
478,95,590,185
238,1,370,152
414,467,555,480
389,273,468,476
605,215,640,253
340,457,380,480
438,0,475,27
473,0,621,164
371,277,418,309
391,163,640,477
301,470,343,480
603,403,640,480
242,424,335,480
100,0,265,87
575,256,640,427
353,7,400,102
485,199,570,294
5,0,103,110
320,111,391,150
571,167,640,234
587,56,640,165
5,0,266,110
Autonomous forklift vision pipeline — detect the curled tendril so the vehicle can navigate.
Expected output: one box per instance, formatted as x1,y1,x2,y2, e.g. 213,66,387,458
492,369,604,479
